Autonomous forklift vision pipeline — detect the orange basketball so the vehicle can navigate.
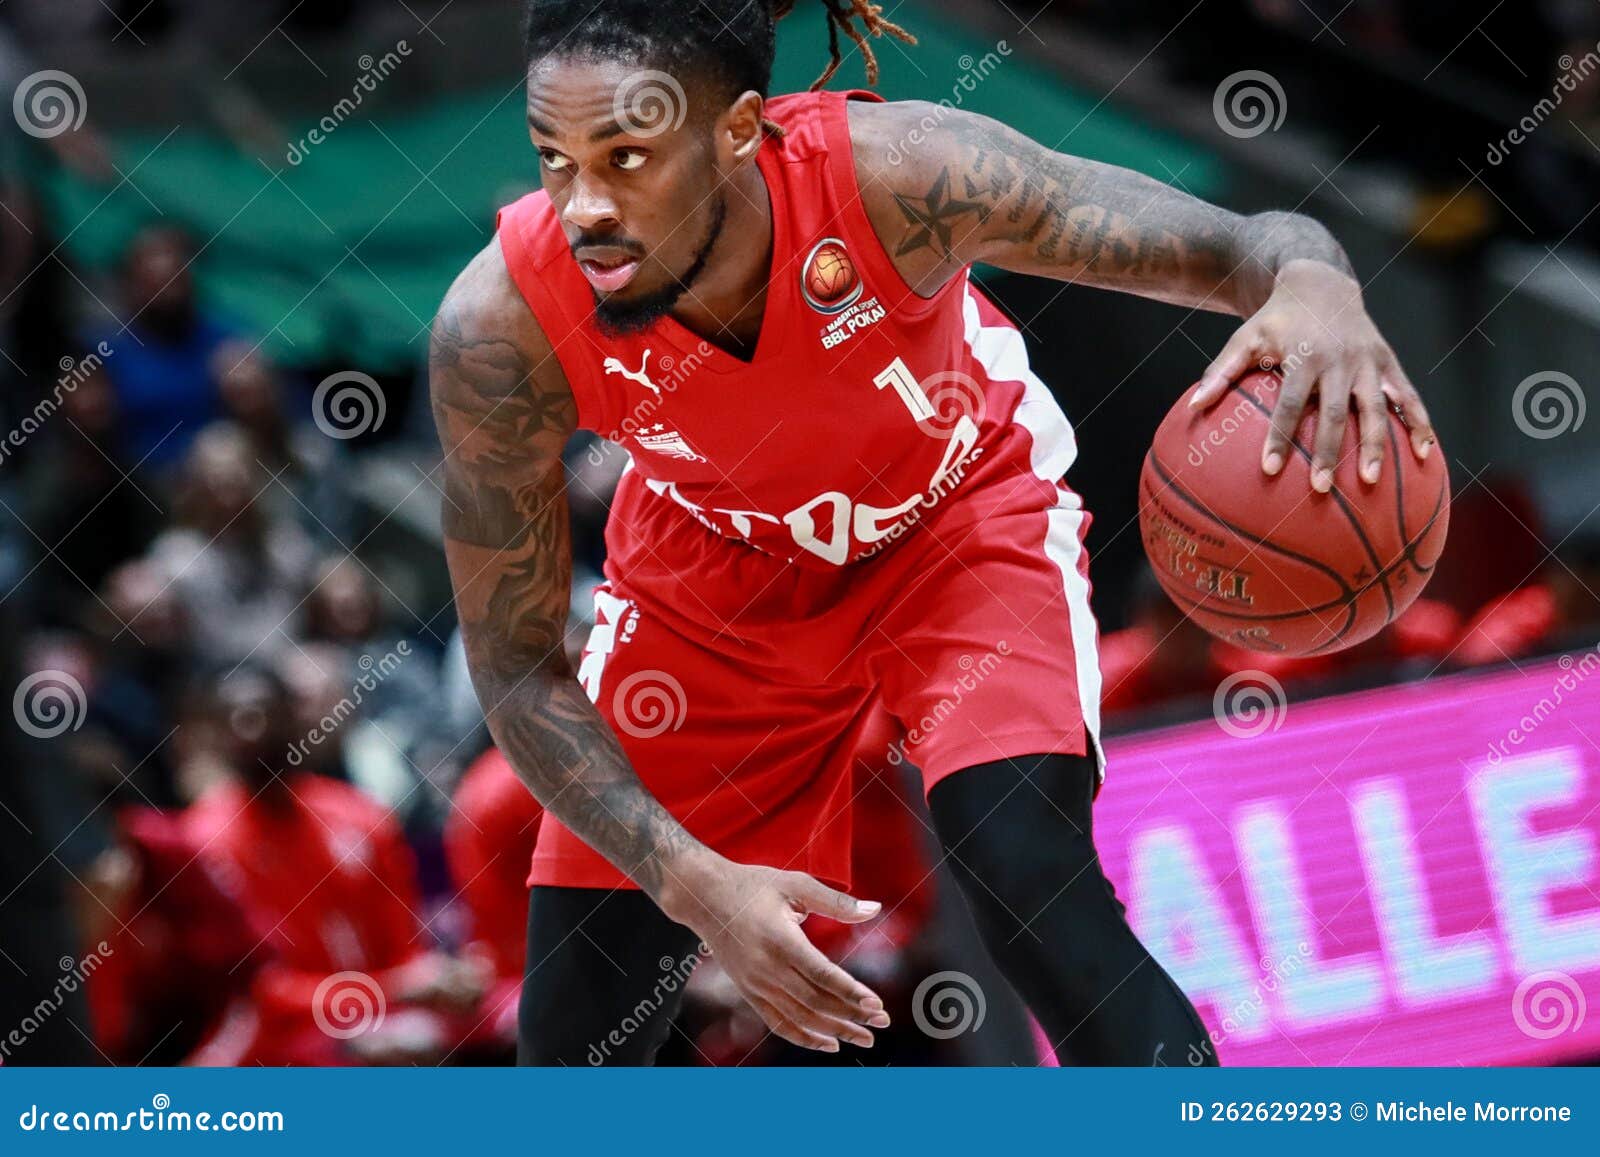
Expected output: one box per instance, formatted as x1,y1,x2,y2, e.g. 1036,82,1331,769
1138,370,1450,656
807,244,855,303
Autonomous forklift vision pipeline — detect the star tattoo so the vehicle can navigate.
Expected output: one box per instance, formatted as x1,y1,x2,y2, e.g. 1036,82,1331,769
891,168,989,259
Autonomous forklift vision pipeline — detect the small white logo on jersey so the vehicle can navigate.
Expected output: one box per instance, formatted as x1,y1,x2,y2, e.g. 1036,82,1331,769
603,348,662,397
634,423,706,462
579,588,640,702
819,294,886,348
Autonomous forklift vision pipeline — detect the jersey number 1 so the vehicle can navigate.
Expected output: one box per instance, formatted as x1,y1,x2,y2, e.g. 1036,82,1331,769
873,356,937,422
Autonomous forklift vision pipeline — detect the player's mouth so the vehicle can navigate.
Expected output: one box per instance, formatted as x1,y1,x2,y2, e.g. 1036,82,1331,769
575,248,642,293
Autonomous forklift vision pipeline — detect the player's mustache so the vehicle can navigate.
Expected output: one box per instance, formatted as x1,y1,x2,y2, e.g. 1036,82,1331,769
571,234,647,261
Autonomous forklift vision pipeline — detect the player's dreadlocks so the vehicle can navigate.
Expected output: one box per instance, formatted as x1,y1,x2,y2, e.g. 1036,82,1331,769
774,0,916,89
523,0,916,125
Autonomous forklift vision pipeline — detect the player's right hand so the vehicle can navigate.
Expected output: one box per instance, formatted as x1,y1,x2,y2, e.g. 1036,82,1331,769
660,856,891,1052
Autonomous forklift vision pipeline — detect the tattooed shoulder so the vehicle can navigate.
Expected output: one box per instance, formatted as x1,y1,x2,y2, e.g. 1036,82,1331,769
428,240,575,555
429,242,572,440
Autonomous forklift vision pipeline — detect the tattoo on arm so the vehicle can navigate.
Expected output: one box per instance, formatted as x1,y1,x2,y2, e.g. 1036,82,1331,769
857,102,1352,312
429,247,699,896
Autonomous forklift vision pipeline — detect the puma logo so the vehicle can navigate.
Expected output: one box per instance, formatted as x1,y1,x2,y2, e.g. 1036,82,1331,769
603,349,661,398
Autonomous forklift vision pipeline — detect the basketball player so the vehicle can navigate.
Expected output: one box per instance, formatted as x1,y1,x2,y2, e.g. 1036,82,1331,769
430,0,1436,1065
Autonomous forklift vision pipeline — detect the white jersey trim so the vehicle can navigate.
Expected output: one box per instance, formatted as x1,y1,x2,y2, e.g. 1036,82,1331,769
962,283,1106,777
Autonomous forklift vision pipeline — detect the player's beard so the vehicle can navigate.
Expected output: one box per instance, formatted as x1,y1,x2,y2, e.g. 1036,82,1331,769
591,193,727,337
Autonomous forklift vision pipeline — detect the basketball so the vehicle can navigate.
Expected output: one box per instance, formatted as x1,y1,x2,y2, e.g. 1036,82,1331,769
806,242,856,303
1139,370,1451,656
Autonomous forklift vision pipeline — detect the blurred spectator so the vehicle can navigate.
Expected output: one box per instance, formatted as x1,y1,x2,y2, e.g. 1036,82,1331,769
145,422,314,667
21,364,163,627
442,745,545,1054
1453,535,1600,665
88,806,260,1064
182,664,489,1066
287,557,438,803
71,559,194,808
215,343,295,472
274,642,360,782
305,555,383,647
0,607,104,1065
213,340,357,546
93,227,236,470
431,627,489,772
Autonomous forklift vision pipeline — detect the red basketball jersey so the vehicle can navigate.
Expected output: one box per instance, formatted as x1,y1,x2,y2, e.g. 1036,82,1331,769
496,89,1079,571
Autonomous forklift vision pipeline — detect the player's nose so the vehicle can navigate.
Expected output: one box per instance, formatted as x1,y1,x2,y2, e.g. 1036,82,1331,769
560,173,621,232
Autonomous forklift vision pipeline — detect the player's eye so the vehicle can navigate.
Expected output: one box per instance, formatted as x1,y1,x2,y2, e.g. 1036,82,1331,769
612,149,648,171
538,150,571,172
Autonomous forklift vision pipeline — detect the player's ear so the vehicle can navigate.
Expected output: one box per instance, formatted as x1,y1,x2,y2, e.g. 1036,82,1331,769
721,90,764,163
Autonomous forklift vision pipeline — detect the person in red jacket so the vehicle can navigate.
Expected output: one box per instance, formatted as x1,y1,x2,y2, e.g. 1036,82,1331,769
183,665,486,1066
443,746,546,1052
88,806,261,1064
1453,537,1600,667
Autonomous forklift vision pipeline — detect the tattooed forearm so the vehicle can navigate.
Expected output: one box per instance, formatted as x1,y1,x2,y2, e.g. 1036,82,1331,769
855,102,1353,313
429,242,704,897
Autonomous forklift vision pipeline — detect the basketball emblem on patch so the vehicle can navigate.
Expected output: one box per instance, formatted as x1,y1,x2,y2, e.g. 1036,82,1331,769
800,237,862,314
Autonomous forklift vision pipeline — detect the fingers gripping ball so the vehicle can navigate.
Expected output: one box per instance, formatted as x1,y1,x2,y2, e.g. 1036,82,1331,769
1138,371,1450,656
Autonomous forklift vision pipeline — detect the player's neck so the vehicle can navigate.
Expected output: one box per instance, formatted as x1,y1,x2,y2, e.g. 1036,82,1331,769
666,160,773,362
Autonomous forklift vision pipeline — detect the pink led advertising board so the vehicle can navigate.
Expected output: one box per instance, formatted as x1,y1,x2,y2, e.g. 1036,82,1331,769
1094,652,1600,1066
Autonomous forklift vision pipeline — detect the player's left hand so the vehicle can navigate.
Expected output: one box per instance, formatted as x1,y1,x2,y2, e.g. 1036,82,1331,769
1188,258,1436,492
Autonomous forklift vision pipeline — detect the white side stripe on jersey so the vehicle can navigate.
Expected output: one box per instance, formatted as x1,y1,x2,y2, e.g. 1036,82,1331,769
962,283,1106,777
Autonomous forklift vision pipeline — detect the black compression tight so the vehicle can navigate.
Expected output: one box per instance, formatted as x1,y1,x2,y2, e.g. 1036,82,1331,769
927,751,1218,1066
517,885,702,1066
